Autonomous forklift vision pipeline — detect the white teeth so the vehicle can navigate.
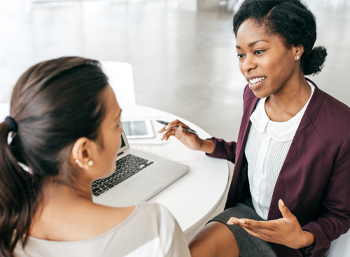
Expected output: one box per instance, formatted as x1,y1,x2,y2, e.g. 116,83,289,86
249,77,265,84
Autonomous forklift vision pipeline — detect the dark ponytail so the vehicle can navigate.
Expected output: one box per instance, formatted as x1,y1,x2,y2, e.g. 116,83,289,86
233,0,327,76
0,122,37,256
0,57,109,256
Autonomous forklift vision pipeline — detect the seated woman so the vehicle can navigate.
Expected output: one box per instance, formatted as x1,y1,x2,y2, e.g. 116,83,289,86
0,57,191,257
160,0,350,256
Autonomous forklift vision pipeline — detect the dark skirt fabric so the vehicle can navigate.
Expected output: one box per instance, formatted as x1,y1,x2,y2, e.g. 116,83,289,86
207,198,277,257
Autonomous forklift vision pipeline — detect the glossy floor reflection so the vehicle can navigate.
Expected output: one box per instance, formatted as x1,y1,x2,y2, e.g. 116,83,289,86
0,0,349,140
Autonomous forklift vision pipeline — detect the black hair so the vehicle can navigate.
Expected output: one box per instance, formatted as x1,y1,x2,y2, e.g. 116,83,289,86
233,0,327,75
0,57,109,256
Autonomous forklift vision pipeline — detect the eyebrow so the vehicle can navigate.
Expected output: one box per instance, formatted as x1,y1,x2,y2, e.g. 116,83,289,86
236,40,269,49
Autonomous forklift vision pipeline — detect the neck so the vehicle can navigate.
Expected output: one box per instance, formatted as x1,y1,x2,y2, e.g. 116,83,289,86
265,72,311,121
44,180,93,201
32,178,93,225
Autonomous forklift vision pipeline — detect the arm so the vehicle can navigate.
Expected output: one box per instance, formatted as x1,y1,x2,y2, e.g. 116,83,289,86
300,133,350,255
205,137,237,163
229,134,350,255
155,204,191,257
164,220,191,257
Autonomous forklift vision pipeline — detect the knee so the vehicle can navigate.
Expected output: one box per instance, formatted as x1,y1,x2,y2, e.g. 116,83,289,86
188,221,239,257
189,233,213,257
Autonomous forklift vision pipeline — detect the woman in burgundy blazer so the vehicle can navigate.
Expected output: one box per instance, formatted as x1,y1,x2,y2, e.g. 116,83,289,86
207,80,350,256
160,0,350,257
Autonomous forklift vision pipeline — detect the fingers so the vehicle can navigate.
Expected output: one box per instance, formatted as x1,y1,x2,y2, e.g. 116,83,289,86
227,217,240,225
278,199,293,221
159,119,195,141
157,119,189,134
178,125,196,138
228,218,271,241
242,227,270,241
158,127,166,133
160,128,176,141
238,219,272,230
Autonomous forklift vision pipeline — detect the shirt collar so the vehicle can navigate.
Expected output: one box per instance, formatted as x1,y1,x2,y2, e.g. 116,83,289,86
250,81,315,141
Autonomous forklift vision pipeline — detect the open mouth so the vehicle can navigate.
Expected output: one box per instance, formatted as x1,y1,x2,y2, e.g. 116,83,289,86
247,76,266,85
247,76,267,90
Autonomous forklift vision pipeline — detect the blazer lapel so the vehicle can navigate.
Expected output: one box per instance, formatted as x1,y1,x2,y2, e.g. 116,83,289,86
267,81,325,220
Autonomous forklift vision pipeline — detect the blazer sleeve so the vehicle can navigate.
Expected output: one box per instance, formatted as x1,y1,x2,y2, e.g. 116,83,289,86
205,137,237,164
301,132,350,256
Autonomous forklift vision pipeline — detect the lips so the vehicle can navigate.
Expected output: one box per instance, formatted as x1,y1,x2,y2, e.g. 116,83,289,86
246,76,266,90
246,76,266,85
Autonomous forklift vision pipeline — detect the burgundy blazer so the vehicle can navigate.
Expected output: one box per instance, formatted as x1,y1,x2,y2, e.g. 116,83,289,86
207,79,350,257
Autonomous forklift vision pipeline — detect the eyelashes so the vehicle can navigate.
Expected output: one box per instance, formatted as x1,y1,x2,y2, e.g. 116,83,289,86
254,50,265,55
237,49,266,59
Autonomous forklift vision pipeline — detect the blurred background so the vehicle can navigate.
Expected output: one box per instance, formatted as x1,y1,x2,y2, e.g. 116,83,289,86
0,0,349,140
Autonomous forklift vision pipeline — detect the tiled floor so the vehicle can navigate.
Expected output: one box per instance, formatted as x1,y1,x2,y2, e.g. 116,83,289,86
0,0,349,140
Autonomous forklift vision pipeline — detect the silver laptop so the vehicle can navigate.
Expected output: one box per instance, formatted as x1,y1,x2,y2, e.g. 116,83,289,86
92,126,189,207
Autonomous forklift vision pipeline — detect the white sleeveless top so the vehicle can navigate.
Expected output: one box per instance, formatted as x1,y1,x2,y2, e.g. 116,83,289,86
245,81,315,220
14,202,191,257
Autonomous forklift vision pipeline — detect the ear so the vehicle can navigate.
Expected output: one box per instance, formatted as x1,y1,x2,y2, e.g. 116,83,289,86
294,45,304,60
71,137,94,170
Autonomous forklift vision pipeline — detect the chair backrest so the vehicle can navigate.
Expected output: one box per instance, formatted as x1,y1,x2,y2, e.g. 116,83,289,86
326,229,350,256
100,61,136,105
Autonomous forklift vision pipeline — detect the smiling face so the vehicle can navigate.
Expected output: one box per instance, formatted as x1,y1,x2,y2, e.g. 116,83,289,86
236,19,302,98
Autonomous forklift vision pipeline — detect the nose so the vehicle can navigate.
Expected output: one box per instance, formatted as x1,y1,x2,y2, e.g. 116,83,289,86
241,54,257,73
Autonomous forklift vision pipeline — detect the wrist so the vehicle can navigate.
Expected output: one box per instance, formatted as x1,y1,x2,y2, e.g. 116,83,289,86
201,140,215,154
299,231,315,249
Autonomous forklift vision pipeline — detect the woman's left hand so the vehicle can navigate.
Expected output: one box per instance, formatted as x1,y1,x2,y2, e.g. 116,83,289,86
227,199,315,249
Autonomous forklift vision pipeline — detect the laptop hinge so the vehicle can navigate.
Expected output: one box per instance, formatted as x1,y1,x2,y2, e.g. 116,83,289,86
117,151,124,156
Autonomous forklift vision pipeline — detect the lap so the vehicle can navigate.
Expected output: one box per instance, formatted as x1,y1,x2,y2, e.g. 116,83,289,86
207,198,276,257
189,198,276,257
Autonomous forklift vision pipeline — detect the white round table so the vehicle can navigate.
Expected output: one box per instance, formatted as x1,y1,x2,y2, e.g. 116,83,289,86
120,103,230,240
0,102,230,241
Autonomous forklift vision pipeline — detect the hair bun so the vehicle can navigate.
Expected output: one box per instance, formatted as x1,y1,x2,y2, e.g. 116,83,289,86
303,46,327,76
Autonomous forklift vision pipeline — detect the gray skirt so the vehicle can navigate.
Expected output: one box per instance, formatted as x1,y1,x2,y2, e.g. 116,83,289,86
207,198,277,257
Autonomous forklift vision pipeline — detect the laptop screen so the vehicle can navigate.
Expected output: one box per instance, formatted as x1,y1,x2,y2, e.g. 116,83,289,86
118,123,130,155
121,135,126,148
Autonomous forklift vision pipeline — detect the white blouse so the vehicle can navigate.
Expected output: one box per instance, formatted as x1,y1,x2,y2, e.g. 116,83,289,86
14,202,191,257
245,81,315,220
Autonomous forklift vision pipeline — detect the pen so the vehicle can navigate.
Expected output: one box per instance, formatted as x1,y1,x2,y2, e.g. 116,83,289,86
156,120,198,135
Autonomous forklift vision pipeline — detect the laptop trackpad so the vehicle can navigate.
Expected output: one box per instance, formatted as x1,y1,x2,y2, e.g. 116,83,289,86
124,175,163,195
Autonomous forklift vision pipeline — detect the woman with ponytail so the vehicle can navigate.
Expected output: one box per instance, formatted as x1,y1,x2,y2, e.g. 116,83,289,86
160,0,350,257
0,57,190,257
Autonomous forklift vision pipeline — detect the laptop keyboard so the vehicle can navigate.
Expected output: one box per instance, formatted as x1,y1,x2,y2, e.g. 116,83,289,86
91,154,154,197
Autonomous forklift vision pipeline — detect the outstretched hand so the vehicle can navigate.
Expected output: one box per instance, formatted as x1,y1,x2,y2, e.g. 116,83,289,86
227,199,315,249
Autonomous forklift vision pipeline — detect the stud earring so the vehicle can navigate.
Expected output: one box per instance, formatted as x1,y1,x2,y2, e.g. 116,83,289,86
74,159,79,164
296,56,299,59
88,160,94,167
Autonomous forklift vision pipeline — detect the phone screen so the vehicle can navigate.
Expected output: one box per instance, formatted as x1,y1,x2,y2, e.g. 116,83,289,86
121,121,148,136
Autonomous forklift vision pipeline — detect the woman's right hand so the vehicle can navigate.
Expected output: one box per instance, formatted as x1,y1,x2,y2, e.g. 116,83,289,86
158,120,215,153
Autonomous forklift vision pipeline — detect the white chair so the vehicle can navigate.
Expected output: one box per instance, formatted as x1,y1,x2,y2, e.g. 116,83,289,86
100,61,136,105
326,229,350,256
0,103,10,122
